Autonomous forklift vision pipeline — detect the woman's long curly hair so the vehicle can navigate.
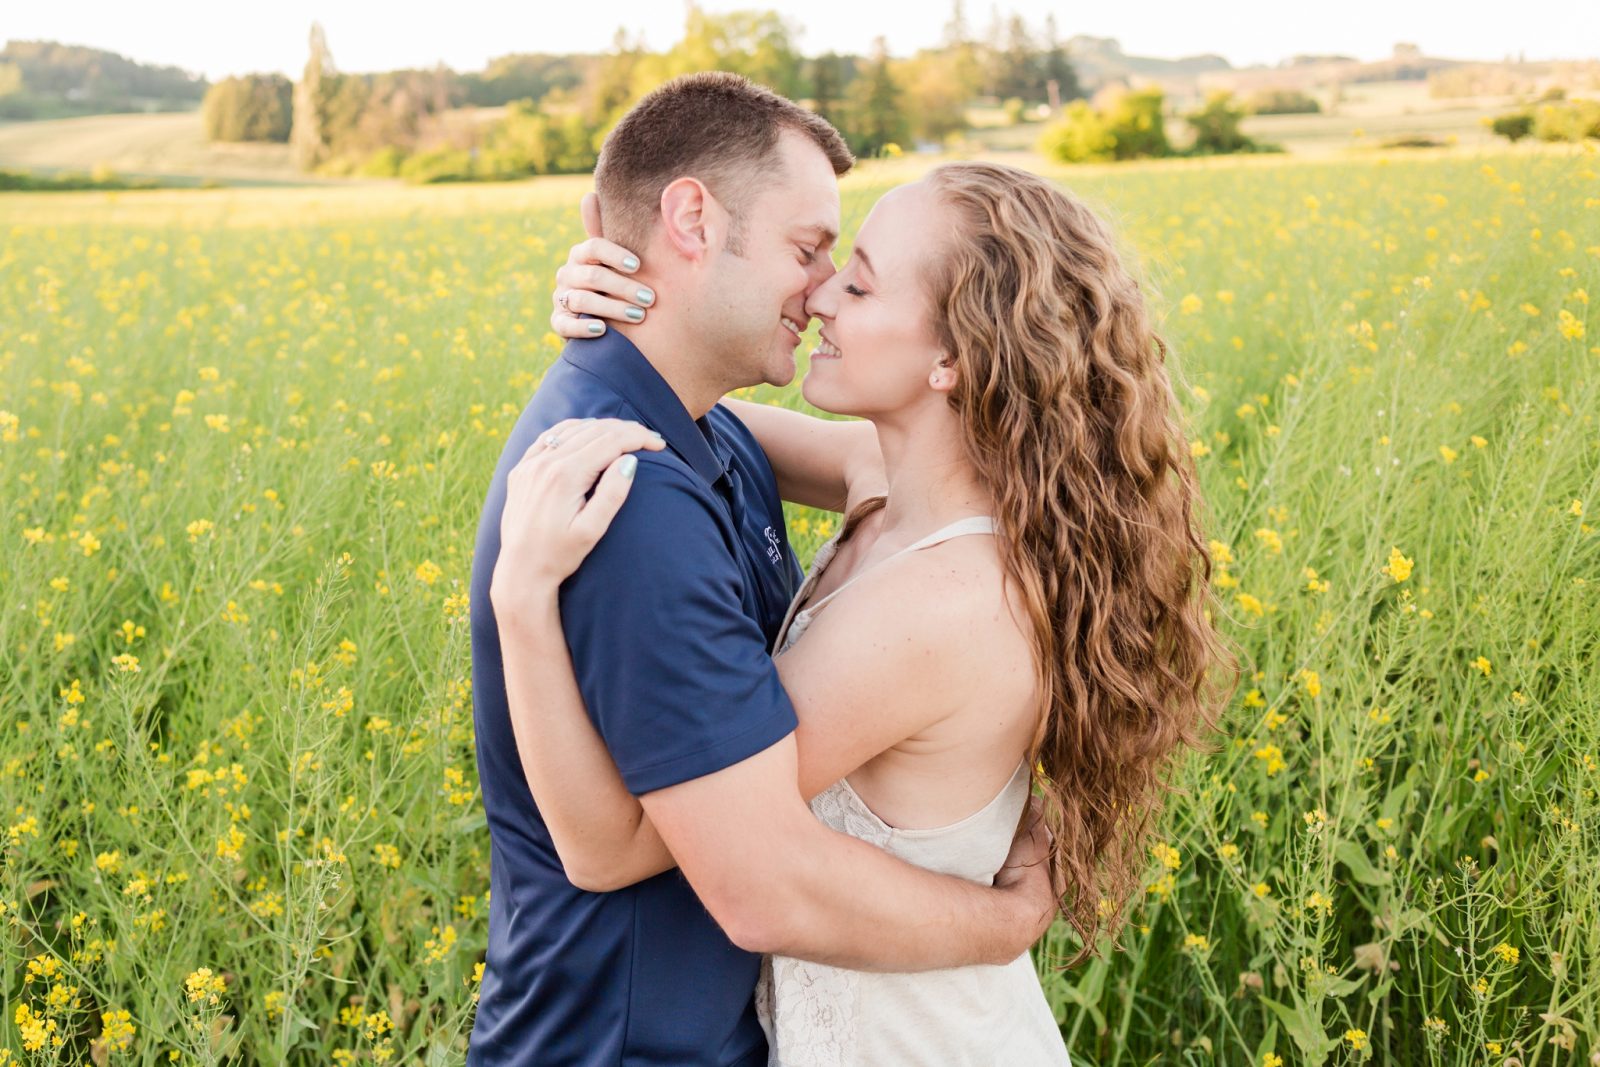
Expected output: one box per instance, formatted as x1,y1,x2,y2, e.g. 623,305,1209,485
920,162,1239,966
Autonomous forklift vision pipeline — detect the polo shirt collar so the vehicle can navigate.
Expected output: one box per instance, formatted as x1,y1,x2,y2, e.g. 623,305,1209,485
562,332,731,488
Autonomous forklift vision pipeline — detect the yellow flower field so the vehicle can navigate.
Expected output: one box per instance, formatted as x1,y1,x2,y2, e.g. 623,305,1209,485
2,145,1597,1064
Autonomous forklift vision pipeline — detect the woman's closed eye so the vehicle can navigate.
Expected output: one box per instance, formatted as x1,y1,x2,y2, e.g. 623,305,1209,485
843,283,867,298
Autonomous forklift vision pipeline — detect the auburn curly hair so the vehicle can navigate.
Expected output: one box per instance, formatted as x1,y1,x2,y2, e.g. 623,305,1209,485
920,161,1240,966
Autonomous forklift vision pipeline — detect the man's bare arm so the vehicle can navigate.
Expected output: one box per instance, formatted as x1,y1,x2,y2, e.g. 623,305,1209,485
640,735,1056,972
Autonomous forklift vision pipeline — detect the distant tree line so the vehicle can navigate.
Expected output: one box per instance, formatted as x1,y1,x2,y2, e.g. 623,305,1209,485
201,2,1089,182
201,74,292,142
1039,87,1286,164
0,40,206,119
1489,90,1600,144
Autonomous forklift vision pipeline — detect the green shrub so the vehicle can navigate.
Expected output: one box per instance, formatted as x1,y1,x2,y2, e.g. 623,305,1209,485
1039,100,1116,163
1490,112,1534,143
1532,98,1600,142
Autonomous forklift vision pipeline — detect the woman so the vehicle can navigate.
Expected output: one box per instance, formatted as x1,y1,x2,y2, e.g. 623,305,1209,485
493,161,1235,1063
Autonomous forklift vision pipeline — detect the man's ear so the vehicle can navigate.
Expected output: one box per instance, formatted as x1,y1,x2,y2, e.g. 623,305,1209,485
581,191,603,239
658,177,718,261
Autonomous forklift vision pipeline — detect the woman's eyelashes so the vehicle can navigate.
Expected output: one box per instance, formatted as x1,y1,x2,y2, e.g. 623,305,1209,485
843,283,867,298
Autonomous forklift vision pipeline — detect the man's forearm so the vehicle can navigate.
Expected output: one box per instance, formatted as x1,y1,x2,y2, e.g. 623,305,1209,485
749,821,1048,972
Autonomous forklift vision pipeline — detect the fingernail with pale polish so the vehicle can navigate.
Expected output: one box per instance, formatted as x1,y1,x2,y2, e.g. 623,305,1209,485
586,321,605,335
624,306,645,322
622,255,640,272
635,287,655,306
620,455,638,479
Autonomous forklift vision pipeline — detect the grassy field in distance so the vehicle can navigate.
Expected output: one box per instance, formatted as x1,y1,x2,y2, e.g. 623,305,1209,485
3,145,1597,1064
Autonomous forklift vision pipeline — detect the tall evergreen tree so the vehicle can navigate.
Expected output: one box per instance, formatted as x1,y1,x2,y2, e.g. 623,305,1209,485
846,37,907,157
291,23,334,169
1041,14,1082,107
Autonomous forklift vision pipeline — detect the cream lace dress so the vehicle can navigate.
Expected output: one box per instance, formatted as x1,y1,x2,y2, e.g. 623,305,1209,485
753,499,1071,1067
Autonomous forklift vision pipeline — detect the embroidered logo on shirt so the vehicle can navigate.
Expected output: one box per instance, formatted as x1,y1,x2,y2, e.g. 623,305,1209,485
763,526,783,567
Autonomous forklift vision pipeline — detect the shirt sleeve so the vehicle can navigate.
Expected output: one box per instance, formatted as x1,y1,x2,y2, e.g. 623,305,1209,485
555,456,798,795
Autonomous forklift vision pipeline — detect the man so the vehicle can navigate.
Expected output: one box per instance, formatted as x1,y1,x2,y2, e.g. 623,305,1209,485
468,72,1054,1066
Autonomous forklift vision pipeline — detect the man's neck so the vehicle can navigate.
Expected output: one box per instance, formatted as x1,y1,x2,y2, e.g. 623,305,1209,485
608,317,727,420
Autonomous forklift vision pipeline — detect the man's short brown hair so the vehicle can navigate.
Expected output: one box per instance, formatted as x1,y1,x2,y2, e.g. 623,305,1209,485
594,71,853,256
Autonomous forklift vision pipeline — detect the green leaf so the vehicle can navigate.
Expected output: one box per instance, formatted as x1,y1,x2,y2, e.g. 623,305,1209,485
1335,838,1391,886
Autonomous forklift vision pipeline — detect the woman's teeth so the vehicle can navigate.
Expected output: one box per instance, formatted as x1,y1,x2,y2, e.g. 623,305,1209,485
813,336,842,360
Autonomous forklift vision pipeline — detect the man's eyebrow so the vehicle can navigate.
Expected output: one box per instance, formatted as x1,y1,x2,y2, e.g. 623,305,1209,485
796,223,838,248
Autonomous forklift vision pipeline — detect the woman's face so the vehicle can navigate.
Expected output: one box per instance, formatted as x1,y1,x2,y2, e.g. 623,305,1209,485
800,181,951,419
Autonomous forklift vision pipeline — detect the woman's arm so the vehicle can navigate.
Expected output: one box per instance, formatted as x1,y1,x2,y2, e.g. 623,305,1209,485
718,398,882,513
490,417,676,892
497,594,677,891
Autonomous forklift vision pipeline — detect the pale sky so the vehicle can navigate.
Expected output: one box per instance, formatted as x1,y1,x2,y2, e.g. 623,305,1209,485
14,0,1599,80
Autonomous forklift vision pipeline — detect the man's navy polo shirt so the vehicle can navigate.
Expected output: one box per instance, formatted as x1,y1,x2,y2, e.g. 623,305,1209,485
467,330,804,1066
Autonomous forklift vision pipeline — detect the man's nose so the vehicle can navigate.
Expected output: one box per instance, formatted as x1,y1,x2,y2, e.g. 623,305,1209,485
803,262,838,315
806,258,838,295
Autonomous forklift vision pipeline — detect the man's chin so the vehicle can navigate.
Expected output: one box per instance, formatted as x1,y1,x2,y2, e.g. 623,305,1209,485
764,353,799,388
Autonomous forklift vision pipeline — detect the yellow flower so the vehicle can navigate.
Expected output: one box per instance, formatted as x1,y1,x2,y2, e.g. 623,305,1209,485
1438,444,1458,464
1491,941,1519,964
1235,592,1264,617
1182,933,1209,953
100,1008,136,1050
184,967,226,1005
1262,1055,1284,1067
1253,743,1285,776
1381,546,1413,582
414,560,443,585
1471,656,1492,677
1345,1029,1368,1050
185,518,214,542
78,530,102,556
1179,293,1204,315
111,653,140,673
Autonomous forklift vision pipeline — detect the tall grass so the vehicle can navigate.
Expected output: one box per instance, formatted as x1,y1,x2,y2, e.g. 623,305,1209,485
1,145,1596,1064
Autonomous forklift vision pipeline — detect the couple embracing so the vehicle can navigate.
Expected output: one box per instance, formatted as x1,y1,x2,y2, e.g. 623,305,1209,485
467,71,1232,1066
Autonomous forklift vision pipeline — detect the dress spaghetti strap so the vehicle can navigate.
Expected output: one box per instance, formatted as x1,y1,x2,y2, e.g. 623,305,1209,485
802,514,997,616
